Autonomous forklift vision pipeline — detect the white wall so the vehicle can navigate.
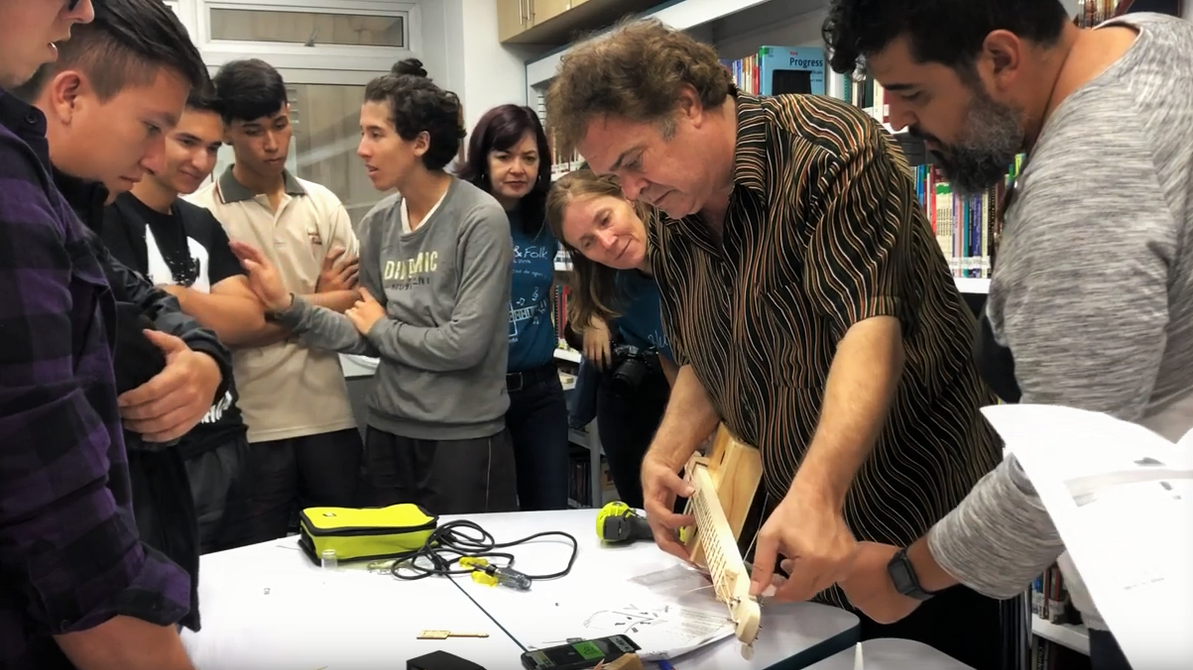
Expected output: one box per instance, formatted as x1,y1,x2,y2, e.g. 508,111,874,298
1184,1,1192,21
424,0,534,136
417,0,453,90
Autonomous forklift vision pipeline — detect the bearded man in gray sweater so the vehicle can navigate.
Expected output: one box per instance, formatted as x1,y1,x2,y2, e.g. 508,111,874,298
821,2,1193,668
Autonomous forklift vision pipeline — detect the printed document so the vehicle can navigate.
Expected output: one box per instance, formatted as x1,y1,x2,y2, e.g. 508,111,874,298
983,404,1193,667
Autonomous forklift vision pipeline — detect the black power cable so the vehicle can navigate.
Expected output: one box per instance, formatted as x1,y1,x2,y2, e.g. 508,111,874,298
387,519,579,584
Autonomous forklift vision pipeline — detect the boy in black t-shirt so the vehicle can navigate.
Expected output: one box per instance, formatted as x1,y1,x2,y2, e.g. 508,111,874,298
102,87,267,553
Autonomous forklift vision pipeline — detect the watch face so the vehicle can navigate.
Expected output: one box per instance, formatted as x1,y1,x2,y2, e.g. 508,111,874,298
889,556,913,591
888,550,931,600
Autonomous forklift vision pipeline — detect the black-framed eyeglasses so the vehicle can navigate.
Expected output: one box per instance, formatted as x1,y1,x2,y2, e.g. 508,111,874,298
67,0,80,10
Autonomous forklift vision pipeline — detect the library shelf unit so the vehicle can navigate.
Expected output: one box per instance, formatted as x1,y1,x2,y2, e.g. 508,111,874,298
555,346,607,509
1032,617,1091,656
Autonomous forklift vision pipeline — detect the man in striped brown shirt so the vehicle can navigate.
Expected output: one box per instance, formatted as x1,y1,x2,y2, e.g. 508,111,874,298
547,18,1005,668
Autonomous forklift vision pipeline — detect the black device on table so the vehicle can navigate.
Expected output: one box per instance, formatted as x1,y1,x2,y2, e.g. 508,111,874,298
408,650,488,670
520,635,641,670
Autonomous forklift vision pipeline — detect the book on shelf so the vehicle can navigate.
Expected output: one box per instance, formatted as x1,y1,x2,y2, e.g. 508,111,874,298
720,45,827,97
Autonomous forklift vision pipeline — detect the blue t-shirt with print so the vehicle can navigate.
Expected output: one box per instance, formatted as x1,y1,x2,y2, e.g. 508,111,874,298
612,269,673,363
507,209,557,372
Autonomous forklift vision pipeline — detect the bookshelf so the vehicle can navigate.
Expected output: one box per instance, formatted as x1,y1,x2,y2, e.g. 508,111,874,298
1032,617,1090,655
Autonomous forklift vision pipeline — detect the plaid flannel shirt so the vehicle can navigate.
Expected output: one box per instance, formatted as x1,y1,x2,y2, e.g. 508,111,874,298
0,88,193,670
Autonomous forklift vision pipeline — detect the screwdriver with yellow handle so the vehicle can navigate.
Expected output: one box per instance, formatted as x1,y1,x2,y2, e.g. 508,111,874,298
459,556,532,590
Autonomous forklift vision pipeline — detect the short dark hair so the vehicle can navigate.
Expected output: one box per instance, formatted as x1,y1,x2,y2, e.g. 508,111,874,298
822,0,1071,77
364,60,464,172
13,0,207,102
186,82,223,116
458,105,552,235
212,58,288,123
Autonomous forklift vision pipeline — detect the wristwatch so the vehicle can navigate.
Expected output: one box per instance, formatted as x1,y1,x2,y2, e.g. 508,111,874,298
886,546,938,601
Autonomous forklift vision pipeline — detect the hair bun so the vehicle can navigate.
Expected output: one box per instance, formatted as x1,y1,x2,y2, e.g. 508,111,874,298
392,58,428,79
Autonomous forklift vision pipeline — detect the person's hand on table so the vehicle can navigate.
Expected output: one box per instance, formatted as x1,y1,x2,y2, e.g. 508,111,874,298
835,541,921,624
640,452,695,561
583,318,612,369
345,287,387,335
748,480,858,601
117,330,222,443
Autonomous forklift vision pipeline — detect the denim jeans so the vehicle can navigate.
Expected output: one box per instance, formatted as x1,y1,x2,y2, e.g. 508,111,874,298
506,366,570,510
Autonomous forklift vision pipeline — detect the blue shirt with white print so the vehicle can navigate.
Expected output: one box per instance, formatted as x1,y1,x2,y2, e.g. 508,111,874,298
612,268,673,363
507,208,557,372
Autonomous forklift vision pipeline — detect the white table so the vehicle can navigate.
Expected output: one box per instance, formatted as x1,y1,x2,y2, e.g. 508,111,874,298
181,536,523,670
441,509,860,670
806,638,976,670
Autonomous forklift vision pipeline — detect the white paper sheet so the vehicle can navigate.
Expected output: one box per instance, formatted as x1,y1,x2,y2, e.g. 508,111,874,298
983,404,1193,668
525,564,736,660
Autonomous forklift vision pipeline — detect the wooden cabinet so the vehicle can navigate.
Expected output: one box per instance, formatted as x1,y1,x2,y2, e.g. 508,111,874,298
496,0,530,42
496,0,658,45
534,0,587,25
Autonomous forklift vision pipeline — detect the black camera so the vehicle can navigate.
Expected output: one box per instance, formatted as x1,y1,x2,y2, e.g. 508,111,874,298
608,343,660,397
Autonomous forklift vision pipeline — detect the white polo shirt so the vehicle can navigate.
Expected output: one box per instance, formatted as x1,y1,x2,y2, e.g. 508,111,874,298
187,167,359,443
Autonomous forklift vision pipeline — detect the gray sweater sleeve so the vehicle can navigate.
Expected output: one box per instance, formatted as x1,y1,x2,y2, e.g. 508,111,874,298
365,204,512,371
928,95,1175,595
275,295,379,357
927,457,1067,598
275,202,382,357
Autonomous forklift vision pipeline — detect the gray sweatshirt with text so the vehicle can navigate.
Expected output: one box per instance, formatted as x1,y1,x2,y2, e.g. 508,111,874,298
277,178,513,441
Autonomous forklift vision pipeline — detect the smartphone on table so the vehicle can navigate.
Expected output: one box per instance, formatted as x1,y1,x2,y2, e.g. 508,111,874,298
519,635,641,670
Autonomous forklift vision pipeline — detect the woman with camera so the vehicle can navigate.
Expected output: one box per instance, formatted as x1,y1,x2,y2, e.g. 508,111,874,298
547,169,677,509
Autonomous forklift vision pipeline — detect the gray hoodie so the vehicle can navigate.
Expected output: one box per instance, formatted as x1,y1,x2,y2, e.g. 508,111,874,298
276,178,513,440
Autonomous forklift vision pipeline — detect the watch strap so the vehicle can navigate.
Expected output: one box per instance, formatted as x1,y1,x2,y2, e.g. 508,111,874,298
887,546,937,601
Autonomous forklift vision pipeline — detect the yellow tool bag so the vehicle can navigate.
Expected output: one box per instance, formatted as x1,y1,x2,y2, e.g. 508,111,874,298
298,503,437,565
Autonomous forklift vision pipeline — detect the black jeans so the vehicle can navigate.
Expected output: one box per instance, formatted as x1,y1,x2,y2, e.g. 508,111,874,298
183,432,254,554
245,427,363,543
595,365,670,510
361,426,519,515
1089,629,1132,670
506,363,570,510
127,446,201,632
